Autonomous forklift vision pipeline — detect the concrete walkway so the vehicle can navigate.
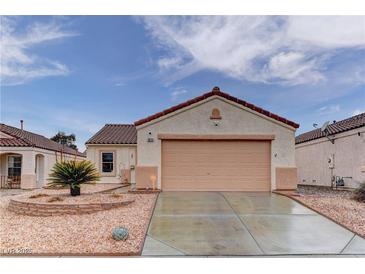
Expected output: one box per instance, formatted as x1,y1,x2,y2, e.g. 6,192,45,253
142,192,365,256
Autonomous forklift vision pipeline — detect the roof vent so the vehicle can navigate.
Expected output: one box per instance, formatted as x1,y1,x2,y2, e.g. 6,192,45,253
212,86,220,92
20,120,24,130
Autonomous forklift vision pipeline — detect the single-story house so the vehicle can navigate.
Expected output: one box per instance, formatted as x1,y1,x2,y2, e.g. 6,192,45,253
296,112,365,188
85,124,137,185
86,87,299,192
0,122,86,189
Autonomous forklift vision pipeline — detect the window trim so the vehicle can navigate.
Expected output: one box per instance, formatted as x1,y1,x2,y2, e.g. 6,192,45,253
7,155,22,177
99,150,116,176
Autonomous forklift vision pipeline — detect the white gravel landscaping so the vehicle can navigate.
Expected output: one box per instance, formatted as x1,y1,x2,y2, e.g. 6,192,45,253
40,183,123,195
296,186,365,238
17,192,132,204
0,193,157,256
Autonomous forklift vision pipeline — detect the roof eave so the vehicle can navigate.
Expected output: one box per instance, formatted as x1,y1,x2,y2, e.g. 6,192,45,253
134,88,299,129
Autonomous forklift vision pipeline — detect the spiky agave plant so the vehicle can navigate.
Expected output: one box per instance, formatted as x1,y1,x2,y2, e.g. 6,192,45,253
48,160,100,196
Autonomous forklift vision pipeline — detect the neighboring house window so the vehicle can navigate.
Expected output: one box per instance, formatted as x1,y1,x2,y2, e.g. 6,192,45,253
101,152,114,173
8,156,22,177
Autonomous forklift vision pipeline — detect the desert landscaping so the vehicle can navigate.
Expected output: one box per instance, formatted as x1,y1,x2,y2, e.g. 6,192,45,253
0,185,157,256
285,186,365,238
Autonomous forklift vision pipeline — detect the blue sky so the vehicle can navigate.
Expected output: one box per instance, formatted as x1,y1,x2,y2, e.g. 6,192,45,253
1,16,364,151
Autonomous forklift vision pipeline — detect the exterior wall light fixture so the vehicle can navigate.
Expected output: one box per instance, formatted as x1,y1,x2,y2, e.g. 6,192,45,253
150,174,157,190
212,120,220,127
147,132,154,143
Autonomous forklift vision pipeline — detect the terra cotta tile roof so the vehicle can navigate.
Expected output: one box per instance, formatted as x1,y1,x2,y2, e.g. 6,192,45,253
0,123,85,157
134,87,300,129
295,112,365,144
0,138,30,147
85,124,137,145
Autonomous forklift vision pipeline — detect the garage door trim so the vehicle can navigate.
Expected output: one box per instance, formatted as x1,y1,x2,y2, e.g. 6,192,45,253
158,133,275,141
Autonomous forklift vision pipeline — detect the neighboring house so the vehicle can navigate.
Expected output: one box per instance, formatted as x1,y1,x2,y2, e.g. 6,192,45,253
295,112,365,188
0,123,86,189
86,87,299,191
85,124,137,184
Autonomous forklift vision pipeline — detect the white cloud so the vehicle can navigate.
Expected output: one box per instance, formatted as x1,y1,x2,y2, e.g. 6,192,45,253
352,109,365,116
170,87,188,101
318,104,341,115
0,16,77,86
263,52,325,85
140,16,365,86
286,16,365,49
158,57,184,70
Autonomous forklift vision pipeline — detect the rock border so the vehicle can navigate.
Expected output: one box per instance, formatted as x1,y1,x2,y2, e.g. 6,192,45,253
8,197,135,217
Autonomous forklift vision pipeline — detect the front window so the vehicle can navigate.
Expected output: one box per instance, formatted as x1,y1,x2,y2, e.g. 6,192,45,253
101,152,114,173
8,156,22,177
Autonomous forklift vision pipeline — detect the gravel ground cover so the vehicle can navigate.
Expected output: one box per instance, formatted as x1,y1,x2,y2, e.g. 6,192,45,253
15,192,132,204
0,193,157,256
0,189,30,197
38,183,123,195
295,185,365,238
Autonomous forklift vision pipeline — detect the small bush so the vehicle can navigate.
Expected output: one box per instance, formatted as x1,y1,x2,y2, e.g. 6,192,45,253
29,193,49,199
352,182,365,203
109,193,123,198
47,196,64,203
112,226,129,241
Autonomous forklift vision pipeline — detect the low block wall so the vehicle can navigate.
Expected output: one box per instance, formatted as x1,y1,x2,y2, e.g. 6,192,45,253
8,198,134,217
276,167,298,190
135,166,158,189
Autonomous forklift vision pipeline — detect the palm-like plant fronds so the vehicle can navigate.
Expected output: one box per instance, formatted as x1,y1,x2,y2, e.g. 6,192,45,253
48,160,100,193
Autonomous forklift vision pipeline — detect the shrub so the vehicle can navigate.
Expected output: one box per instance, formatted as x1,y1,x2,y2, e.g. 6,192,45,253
112,227,129,241
47,160,100,196
47,196,64,203
352,182,365,203
109,193,123,198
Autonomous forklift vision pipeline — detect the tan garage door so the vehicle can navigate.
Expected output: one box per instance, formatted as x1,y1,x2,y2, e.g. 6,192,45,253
161,140,271,191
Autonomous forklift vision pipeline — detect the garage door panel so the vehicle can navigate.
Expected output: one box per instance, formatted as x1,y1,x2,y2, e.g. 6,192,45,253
162,140,271,191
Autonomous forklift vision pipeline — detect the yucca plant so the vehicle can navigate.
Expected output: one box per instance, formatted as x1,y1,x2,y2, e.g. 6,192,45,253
48,160,100,196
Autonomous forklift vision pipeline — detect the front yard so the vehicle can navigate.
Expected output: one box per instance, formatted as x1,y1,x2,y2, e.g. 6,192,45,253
1,184,363,256
0,185,157,256
294,186,365,238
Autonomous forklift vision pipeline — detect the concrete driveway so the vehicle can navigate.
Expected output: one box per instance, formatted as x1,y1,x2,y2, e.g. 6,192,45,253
142,192,365,256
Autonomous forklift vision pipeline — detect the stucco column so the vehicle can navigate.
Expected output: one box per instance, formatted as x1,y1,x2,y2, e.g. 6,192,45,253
20,151,37,189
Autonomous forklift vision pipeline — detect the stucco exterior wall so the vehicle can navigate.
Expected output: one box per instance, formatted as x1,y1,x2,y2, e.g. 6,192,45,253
296,127,365,188
136,96,297,190
86,145,137,184
0,146,84,189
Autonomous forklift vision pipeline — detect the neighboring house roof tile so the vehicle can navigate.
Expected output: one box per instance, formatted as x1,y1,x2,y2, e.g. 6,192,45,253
295,112,365,144
0,138,31,147
134,87,300,129
85,124,137,144
0,123,85,157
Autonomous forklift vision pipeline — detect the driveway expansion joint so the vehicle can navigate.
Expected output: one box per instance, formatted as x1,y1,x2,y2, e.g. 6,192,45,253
218,192,266,255
339,234,357,254
145,234,187,255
